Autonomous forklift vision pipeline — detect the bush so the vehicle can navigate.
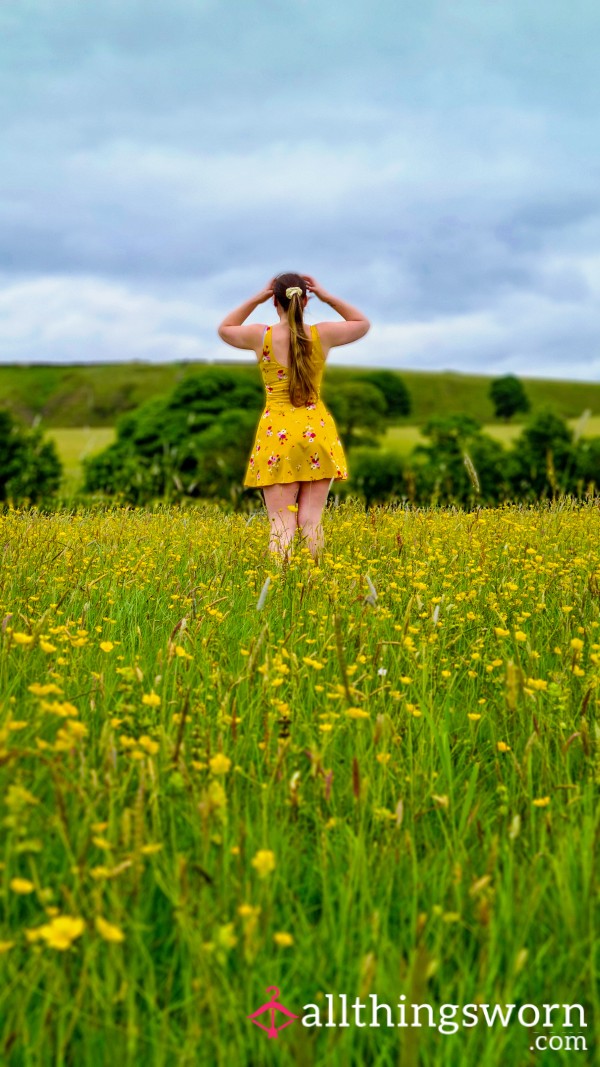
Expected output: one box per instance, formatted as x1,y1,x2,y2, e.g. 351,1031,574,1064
408,414,508,506
489,375,530,421
507,408,576,499
575,436,600,492
348,448,406,509
323,381,388,448
0,410,62,504
83,372,261,505
353,371,411,419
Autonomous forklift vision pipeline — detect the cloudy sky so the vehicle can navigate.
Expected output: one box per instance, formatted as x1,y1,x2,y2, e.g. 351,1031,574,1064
1,0,599,378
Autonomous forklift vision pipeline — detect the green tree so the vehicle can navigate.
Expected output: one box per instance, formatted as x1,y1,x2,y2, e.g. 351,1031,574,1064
489,375,530,421
408,414,508,506
507,408,575,499
83,372,261,506
354,371,411,420
348,449,406,510
0,410,62,503
575,436,600,492
323,381,387,448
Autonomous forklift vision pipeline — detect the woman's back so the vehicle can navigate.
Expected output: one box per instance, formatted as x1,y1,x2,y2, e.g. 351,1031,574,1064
268,317,368,367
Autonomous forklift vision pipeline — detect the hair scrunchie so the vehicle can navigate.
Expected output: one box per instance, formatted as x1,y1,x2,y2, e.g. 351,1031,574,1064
285,286,303,299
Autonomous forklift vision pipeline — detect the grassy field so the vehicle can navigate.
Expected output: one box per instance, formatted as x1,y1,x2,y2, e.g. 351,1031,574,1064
47,428,116,494
0,500,598,1065
382,414,600,457
2,362,600,428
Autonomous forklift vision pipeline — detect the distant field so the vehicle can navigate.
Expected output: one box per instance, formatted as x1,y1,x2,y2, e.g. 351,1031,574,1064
382,413,600,455
49,415,600,491
2,361,600,428
47,427,115,493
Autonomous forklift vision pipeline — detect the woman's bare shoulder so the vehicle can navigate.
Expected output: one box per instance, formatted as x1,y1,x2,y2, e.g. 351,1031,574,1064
314,320,370,349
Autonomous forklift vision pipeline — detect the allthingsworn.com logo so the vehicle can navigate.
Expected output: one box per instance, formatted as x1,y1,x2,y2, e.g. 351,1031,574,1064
248,990,588,1052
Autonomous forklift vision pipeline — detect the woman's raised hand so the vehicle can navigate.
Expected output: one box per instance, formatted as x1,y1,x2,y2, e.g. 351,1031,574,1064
302,275,329,302
254,278,276,303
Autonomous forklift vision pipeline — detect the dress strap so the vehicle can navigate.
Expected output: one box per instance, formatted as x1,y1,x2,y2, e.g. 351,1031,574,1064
311,324,324,360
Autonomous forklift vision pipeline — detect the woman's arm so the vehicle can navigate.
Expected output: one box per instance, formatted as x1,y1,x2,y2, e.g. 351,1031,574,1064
217,281,274,349
303,275,370,348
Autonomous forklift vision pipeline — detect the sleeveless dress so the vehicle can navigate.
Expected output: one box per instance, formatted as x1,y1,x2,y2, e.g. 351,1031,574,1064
243,324,349,488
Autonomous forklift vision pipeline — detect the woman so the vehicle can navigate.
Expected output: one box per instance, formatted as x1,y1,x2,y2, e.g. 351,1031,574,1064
217,272,370,564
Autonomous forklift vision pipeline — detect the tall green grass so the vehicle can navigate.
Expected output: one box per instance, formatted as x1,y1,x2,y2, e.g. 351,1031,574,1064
0,500,598,1065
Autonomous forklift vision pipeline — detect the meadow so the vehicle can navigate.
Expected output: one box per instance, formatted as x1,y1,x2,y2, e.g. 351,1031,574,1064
0,499,598,1066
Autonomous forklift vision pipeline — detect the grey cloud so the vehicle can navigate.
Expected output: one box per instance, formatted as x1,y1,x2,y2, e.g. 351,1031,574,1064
1,0,599,378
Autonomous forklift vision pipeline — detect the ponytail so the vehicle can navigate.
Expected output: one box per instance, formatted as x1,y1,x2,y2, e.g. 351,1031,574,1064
273,273,317,407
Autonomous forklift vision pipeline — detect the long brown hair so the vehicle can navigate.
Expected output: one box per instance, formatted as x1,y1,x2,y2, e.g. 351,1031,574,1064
273,272,317,407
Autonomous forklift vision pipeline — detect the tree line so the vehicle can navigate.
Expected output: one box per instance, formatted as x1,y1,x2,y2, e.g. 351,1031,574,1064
1,372,598,508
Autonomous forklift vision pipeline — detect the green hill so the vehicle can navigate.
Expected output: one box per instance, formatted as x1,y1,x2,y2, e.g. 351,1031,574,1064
0,361,598,428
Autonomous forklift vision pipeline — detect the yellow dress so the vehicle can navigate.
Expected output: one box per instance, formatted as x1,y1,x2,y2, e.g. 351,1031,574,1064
243,325,349,488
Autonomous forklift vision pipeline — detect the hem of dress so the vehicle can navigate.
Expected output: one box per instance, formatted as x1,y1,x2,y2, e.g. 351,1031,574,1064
243,474,349,489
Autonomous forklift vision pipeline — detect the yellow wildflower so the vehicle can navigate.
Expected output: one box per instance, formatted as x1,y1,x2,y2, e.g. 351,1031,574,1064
273,932,294,947
533,796,550,807
526,678,548,691
209,753,232,775
38,915,85,951
28,683,63,696
99,641,114,653
251,849,276,879
138,735,160,755
92,836,112,850
142,692,161,707
238,903,259,918
95,916,125,943
10,878,35,894
13,633,34,645
89,866,113,880
497,741,511,752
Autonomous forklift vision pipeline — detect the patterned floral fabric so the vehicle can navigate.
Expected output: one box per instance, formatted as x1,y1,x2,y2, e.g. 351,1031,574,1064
243,325,349,488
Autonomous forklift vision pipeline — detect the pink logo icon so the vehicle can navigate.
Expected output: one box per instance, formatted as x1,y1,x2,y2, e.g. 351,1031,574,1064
248,986,298,1038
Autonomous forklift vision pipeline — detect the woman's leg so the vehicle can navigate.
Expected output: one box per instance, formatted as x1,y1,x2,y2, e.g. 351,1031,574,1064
262,481,300,562
297,478,334,564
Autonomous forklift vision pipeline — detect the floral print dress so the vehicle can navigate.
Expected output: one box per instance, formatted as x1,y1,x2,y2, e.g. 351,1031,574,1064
243,325,349,488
